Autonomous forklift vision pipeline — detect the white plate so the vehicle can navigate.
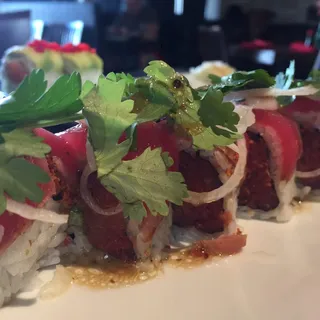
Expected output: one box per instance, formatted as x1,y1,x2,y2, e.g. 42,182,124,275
2,202,320,320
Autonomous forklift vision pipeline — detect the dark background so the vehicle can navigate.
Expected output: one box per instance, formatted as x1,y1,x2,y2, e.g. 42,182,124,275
0,0,319,78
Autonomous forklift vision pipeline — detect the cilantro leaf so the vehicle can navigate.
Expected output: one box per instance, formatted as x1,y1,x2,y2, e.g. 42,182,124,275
82,76,137,174
101,147,188,222
136,104,171,123
208,74,222,84
193,127,240,150
209,69,275,93
0,129,51,214
0,129,51,158
174,93,240,150
134,78,175,122
0,70,83,130
106,72,137,97
144,60,176,84
198,87,240,135
308,70,320,82
123,202,147,221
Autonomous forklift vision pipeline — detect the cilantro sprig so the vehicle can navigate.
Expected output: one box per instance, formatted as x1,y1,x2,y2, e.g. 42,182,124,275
81,75,188,222
209,69,275,93
0,69,83,131
137,61,241,150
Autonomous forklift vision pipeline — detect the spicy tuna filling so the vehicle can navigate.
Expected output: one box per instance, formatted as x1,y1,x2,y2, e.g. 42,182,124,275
297,126,320,188
83,172,135,262
238,132,279,211
172,151,225,234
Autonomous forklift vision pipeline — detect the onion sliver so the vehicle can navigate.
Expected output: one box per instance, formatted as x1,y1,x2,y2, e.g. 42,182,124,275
0,225,4,243
296,168,320,179
80,164,122,216
6,199,68,224
184,138,247,205
225,85,318,101
86,141,97,172
243,97,279,110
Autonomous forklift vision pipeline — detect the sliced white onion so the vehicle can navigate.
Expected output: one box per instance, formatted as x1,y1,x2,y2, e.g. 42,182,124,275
6,199,68,224
242,97,279,111
0,225,4,243
184,138,247,205
86,141,97,172
225,85,318,101
80,164,122,216
296,168,320,179
225,143,239,154
233,104,256,134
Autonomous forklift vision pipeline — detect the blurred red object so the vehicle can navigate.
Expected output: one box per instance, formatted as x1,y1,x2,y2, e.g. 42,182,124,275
289,42,316,53
240,39,274,49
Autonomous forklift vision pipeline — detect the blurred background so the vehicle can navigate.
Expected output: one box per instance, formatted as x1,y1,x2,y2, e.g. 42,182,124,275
0,0,319,78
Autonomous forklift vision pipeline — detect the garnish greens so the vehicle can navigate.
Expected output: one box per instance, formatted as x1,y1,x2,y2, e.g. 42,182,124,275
135,60,241,149
0,69,84,214
81,75,188,222
0,69,83,131
293,69,320,96
209,69,275,93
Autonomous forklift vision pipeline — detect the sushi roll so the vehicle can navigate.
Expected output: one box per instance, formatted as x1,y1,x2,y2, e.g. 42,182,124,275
0,41,103,94
0,41,64,93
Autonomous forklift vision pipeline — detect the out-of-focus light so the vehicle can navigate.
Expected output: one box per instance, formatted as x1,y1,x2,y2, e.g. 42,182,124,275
174,0,184,16
204,0,221,21
255,49,276,66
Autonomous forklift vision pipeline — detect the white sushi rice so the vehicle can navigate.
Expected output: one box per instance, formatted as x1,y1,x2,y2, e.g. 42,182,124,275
0,221,66,307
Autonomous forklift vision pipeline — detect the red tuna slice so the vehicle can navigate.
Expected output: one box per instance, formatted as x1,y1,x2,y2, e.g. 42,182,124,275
0,156,56,255
172,151,226,234
35,124,87,188
280,97,320,186
55,121,88,169
250,109,302,182
191,233,247,257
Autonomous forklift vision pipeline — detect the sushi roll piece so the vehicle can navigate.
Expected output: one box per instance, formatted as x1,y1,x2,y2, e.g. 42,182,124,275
0,128,85,307
74,121,180,262
171,104,254,255
0,41,103,94
0,70,85,307
237,109,302,222
0,41,64,93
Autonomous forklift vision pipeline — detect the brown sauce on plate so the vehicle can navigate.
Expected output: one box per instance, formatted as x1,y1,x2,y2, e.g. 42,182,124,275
62,248,221,289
